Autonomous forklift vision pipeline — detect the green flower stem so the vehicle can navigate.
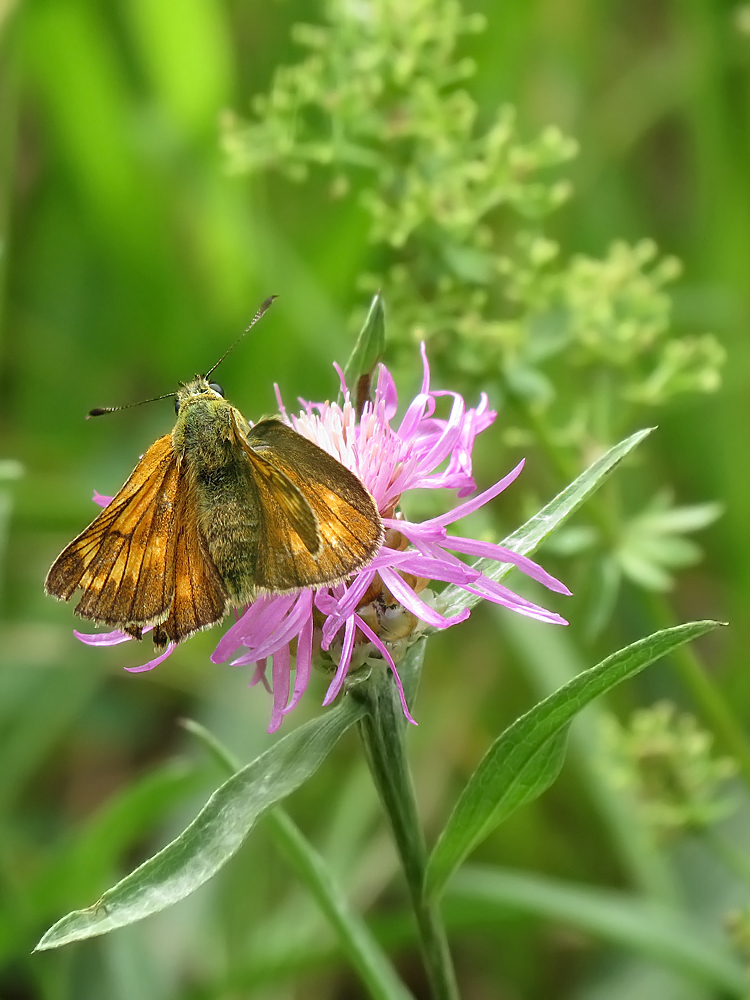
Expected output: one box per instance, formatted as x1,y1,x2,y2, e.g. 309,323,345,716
355,668,460,1000
181,719,414,1000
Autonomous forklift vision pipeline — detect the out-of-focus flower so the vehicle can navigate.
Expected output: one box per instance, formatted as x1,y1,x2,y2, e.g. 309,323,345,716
77,347,569,731
601,701,738,839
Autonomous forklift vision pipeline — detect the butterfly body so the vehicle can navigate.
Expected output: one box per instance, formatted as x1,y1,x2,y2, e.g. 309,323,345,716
173,379,264,604
46,377,383,649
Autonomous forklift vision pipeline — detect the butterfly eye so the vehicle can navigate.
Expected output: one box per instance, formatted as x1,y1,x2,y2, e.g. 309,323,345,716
174,398,181,415
209,382,224,397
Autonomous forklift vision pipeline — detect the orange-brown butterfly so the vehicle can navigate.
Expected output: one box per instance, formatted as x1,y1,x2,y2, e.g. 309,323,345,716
45,299,383,650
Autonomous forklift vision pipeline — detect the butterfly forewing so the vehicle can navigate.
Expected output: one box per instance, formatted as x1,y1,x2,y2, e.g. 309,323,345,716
243,419,383,592
46,435,177,621
75,458,180,625
153,491,229,648
46,434,229,639
231,411,320,555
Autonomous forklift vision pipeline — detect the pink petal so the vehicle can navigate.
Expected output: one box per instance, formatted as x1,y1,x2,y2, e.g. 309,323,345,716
124,643,175,672
413,393,466,474
323,615,357,705
333,361,349,397
93,491,113,508
249,658,270,691
231,591,313,665
273,383,287,417
381,517,446,545
282,612,314,716
419,341,431,396
463,575,568,624
375,364,399,419
75,628,138,646
375,548,480,586
212,594,298,663
267,644,292,733
353,614,417,726
379,567,470,629
443,535,572,595
322,569,378,646
429,459,526,527
396,392,433,443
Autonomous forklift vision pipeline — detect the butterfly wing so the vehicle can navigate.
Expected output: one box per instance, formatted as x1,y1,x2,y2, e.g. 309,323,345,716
46,434,229,646
239,418,383,592
152,489,229,649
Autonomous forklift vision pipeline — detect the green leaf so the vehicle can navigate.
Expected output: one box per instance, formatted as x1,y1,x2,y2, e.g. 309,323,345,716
340,292,386,404
501,727,569,815
425,620,722,899
446,866,749,997
497,607,677,901
35,697,364,950
182,719,414,1000
438,427,654,619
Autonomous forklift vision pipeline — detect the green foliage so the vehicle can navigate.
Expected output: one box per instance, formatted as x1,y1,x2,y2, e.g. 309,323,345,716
226,0,726,645
225,0,724,451
4,0,750,996
548,492,723,593
601,702,738,840
37,697,364,949
448,866,748,996
426,621,721,900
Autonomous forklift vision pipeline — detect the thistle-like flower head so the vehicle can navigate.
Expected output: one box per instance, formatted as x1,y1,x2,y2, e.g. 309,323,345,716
78,347,569,731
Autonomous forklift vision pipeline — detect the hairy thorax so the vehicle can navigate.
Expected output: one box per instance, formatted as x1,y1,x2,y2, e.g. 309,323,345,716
173,386,261,603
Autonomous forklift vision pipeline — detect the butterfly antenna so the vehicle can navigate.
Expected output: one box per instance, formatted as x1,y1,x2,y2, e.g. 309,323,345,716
87,391,177,419
204,294,278,379
88,296,277,418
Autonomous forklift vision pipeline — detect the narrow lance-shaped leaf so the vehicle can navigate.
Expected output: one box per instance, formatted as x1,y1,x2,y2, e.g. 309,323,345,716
425,620,722,900
439,427,654,619
339,291,386,409
36,697,364,950
182,719,416,1000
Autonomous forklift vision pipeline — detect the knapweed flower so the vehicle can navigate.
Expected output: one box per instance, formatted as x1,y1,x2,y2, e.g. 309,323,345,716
77,347,569,732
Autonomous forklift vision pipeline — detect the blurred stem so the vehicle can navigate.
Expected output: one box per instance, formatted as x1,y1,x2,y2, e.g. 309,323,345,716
181,718,415,1000
266,809,416,1000
356,669,460,1000
645,592,750,789
698,826,750,888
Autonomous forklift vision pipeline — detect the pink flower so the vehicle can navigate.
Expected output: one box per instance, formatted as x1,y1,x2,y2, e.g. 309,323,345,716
76,347,569,732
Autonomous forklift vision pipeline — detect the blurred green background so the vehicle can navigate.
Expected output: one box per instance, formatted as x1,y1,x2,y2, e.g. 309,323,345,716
2,0,750,998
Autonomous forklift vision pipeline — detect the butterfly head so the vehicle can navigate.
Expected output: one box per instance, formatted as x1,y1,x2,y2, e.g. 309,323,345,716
175,377,226,415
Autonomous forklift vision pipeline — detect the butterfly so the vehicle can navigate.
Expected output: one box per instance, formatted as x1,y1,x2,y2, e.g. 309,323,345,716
45,306,383,650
